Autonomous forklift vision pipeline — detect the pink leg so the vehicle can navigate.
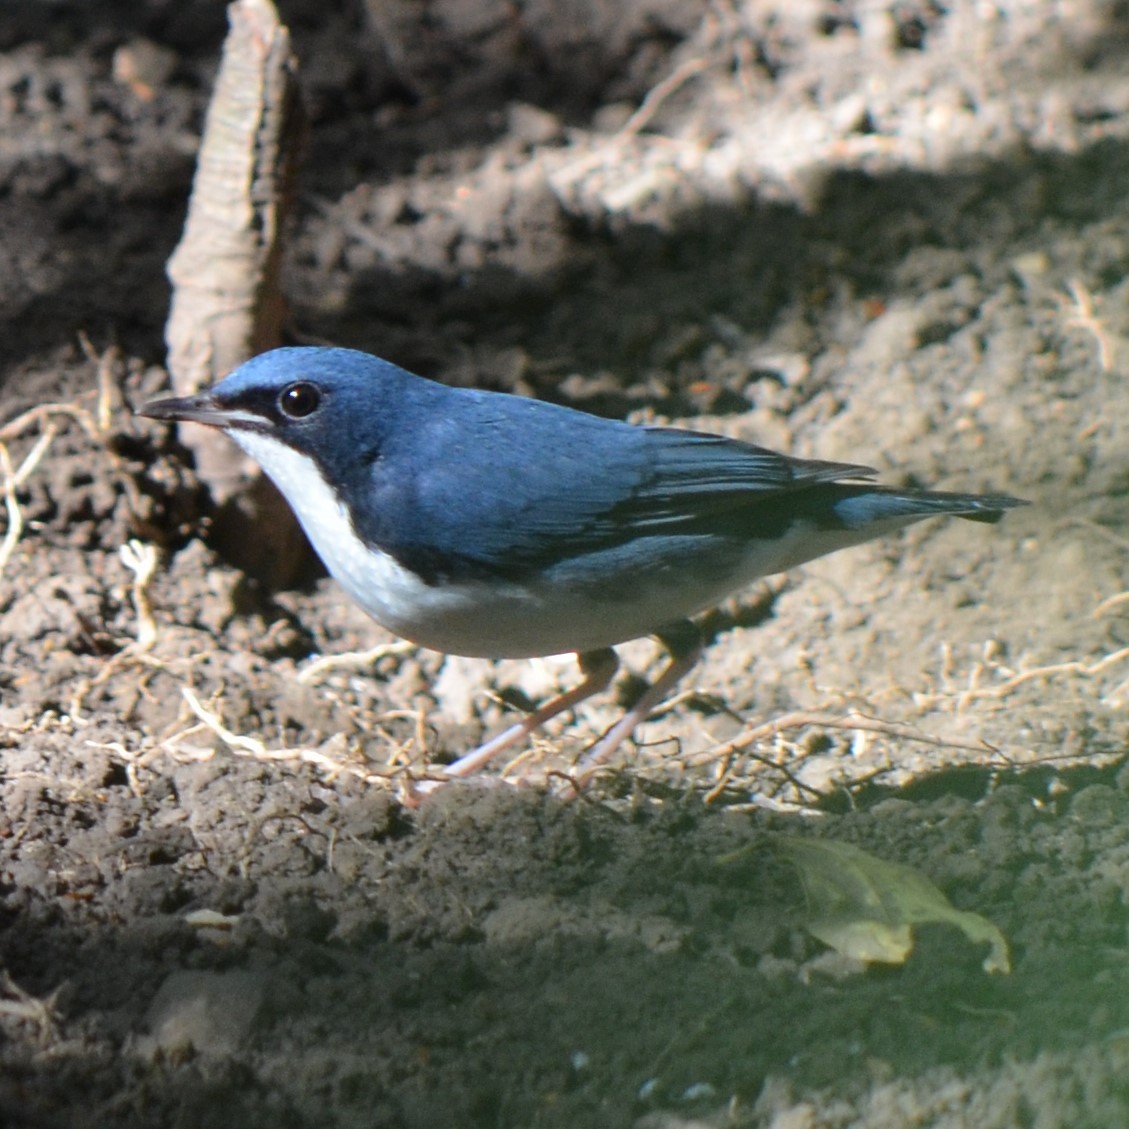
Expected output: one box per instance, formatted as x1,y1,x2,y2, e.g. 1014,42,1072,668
576,629,703,777
438,648,619,778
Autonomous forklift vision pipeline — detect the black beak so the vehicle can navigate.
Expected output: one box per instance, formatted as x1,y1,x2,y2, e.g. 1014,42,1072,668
137,393,234,428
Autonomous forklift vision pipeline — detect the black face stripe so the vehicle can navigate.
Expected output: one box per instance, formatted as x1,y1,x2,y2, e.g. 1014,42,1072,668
217,384,322,430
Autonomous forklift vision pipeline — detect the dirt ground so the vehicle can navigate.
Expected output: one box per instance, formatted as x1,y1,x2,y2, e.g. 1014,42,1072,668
4,0,1129,1125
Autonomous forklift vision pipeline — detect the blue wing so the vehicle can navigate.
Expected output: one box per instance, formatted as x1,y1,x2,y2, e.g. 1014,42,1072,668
351,390,879,582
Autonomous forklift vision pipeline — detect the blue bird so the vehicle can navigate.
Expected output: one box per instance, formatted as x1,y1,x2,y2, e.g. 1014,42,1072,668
140,346,1025,783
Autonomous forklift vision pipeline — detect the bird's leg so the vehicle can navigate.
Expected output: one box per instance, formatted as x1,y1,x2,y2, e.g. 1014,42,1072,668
438,648,619,779
575,621,703,778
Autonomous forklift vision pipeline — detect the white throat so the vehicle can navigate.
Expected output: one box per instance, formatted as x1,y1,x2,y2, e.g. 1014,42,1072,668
228,430,444,640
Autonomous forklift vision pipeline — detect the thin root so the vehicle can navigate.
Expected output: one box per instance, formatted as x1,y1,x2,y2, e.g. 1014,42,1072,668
119,540,160,651
297,640,416,684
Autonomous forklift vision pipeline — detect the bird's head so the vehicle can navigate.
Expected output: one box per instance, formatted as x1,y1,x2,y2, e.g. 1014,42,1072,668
141,347,426,450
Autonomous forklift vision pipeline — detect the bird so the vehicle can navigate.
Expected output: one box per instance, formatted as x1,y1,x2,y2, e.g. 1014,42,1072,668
139,346,1026,784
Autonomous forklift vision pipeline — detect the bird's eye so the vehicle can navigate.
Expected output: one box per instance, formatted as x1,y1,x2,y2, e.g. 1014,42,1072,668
278,381,321,419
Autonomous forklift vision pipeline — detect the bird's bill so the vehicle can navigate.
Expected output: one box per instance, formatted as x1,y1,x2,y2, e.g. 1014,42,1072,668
137,393,258,430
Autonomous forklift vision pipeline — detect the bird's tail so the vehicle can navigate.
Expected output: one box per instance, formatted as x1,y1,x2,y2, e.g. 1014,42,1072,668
831,487,1028,529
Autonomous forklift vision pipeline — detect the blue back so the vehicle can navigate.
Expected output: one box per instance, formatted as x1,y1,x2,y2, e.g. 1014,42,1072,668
214,348,1012,585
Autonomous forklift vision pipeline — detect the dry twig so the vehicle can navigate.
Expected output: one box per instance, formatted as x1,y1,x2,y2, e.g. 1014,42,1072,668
1056,278,1115,373
0,427,58,577
0,970,62,1047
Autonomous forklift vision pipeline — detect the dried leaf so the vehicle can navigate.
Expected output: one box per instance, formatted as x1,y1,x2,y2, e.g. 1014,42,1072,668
775,835,1010,974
